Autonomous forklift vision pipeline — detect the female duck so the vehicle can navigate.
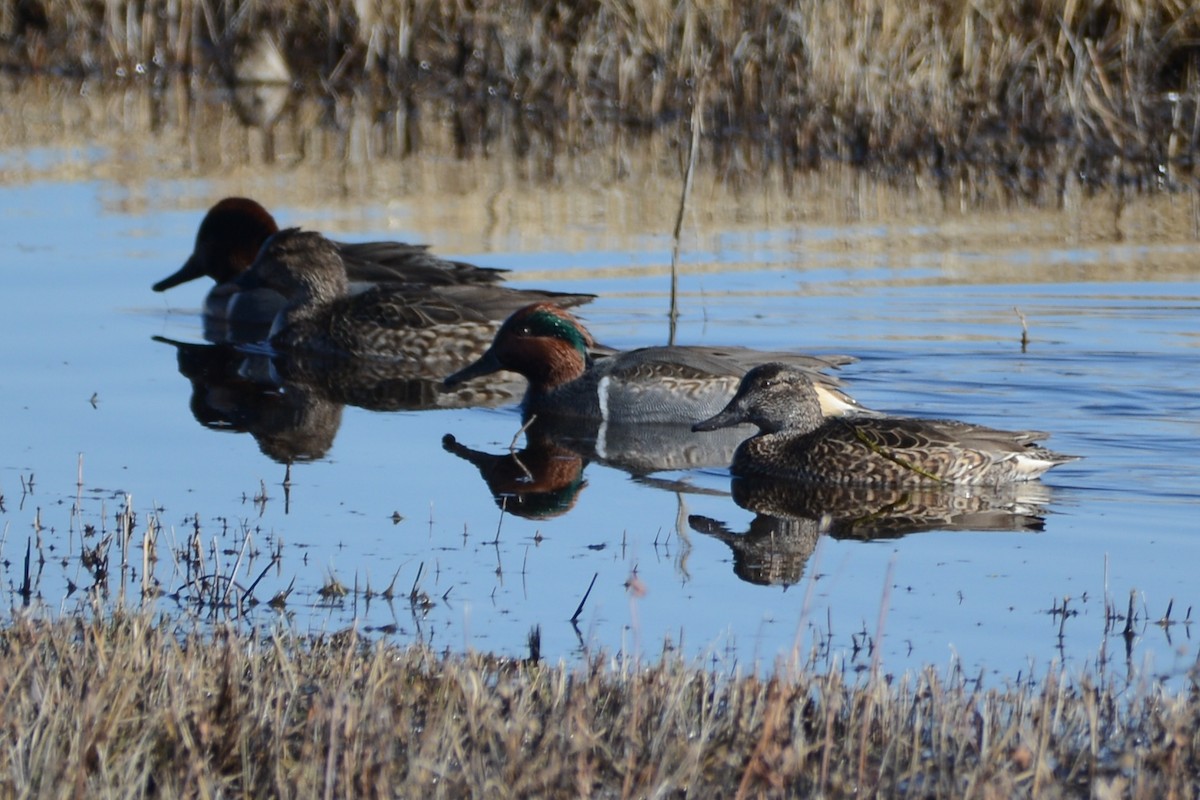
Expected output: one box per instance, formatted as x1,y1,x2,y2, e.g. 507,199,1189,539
153,196,505,325
443,303,866,424
237,229,591,374
693,363,1078,486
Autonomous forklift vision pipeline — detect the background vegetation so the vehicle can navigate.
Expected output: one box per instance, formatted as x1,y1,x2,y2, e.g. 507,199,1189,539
4,0,1200,188
4,3,1199,795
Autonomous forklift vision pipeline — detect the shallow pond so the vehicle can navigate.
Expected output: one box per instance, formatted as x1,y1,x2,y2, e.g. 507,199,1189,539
2,82,1198,685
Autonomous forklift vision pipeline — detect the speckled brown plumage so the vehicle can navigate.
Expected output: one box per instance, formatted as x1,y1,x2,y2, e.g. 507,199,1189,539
235,228,591,372
694,363,1079,486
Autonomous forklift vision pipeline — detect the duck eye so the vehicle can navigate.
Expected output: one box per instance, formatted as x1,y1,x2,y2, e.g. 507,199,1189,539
518,325,533,336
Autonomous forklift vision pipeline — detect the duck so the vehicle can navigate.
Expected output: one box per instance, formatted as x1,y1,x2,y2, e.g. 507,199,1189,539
234,228,592,375
153,196,506,325
442,433,587,520
442,302,867,424
693,363,1079,486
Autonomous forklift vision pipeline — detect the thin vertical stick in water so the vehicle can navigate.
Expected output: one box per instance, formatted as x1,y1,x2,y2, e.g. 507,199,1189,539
571,572,599,624
1014,306,1030,351
669,92,702,345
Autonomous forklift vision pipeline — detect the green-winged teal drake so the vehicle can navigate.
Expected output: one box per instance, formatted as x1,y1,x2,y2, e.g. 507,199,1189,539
235,228,592,374
153,196,506,325
442,302,867,424
693,363,1079,486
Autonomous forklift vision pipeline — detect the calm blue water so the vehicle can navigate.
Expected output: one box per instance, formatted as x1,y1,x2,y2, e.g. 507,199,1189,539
2,167,1198,687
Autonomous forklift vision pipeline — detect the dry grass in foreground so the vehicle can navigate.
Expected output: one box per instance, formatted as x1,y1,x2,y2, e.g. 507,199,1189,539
1,613,1197,798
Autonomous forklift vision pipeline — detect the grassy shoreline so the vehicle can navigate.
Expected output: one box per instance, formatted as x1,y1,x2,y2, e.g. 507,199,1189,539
5,1,1200,189
0,611,1196,797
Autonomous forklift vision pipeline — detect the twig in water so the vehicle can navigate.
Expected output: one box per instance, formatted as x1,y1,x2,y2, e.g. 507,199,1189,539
282,463,292,514
571,572,599,624
668,86,703,345
1121,589,1138,661
268,578,295,609
381,566,403,600
409,562,424,600
526,625,541,663
20,537,32,604
1014,306,1029,351
242,552,281,606
510,414,537,451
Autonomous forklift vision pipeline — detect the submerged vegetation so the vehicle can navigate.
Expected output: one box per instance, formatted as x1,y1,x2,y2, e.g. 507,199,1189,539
4,0,1200,190
0,612,1195,797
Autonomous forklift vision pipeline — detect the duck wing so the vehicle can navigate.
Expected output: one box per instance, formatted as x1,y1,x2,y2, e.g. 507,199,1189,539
337,240,508,286
823,416,1076,483
683,345,857,372
329,286,495,331
433,283,596,317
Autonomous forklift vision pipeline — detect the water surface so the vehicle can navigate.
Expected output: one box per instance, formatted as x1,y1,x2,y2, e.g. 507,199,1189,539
2,85,1198,686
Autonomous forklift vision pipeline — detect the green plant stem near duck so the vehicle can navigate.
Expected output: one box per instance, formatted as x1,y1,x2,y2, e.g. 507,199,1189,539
693,363,1079,486
443,302,867,424
232,229,592,373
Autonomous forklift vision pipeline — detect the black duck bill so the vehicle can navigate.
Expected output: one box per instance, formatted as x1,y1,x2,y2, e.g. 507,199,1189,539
443,348,504,387
152,254,208,292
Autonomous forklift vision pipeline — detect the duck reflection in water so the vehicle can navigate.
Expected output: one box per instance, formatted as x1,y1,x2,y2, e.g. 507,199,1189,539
442,433,588,520
690,479,1052,588
443,406,758,518
441,301,871,507
157,337,338,464
156,337,524,465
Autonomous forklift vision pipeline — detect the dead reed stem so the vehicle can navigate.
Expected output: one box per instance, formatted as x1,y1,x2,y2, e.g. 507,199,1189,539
0,612,1196,796
5,0,1200,186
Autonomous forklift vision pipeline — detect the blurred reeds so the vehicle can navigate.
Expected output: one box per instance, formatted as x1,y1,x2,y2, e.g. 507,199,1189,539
4,0,1200,187
0,611,1197,797
5,77,1200,285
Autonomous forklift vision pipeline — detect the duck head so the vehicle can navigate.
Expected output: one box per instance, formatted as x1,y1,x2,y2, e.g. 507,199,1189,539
443,302,596,391
154,197,279,291
692,363,826,434
232,228,350,309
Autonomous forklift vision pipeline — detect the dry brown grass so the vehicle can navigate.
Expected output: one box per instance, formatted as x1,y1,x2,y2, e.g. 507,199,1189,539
0,611,1196,797
4,0,1200,187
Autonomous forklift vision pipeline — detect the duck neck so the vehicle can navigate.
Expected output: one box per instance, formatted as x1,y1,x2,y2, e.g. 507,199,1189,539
529,343,588,393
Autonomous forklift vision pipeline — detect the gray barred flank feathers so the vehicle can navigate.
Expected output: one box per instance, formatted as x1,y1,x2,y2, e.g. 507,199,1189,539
445,303,868,424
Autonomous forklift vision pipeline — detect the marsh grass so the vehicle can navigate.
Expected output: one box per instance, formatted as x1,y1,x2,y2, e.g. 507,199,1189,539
5,1,1200,188
0,611,1195,797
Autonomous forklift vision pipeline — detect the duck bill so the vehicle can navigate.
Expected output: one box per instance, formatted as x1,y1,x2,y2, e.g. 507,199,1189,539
152,255,207,292
443,348,504,388
692,404,745,433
